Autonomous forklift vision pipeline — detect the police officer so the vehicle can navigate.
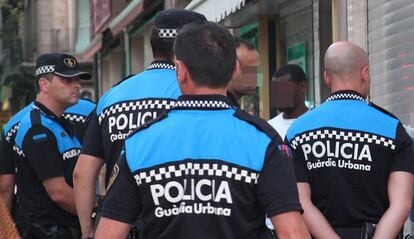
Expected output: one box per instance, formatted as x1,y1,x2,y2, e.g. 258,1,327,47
73,9,207,238
0,99,95,213
95,21,310,239
13,53,91,238
286,41,414,238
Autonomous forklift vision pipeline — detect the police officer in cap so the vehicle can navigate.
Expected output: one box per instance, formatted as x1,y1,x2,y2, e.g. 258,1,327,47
0,97,94,235
13,53,91,238
73,9,206,238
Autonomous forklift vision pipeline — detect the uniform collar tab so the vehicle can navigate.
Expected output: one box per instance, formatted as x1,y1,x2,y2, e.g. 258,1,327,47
34,101,60,119
147,60,175,71
34,101,75,137
326,90,366,102
175,94,233,110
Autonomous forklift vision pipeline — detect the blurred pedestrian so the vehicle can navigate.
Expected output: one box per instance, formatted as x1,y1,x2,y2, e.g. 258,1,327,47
73,9,207,239
95,21,310,239
286,41,414,238
227,37,259,107
13,53,91,238
268,64,309,139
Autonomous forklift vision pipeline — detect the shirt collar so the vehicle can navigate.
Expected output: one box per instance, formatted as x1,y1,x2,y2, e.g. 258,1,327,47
146,60,175,71
326,90,366,102
34,101,75,137
226,91,240,108
175,94,233,110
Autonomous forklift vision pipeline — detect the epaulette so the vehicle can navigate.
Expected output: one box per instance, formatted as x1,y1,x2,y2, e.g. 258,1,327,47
126,109,171,139
112,74,136,87
30,109,42,126
233,109,280,141
368,102,398,119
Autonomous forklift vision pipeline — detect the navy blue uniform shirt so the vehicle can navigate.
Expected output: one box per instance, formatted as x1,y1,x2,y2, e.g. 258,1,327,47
13,101,81,226
102,95,302,239
81,61,180,184
286,90,414,227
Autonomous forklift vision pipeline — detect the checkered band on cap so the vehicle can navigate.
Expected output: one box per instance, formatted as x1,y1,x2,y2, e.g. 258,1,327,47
290,129,396,150
35,65,55,77
158,29,177,38
133,161,260,186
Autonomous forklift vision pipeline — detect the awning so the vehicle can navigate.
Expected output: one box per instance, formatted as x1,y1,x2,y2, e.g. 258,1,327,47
109,0,144,36
83,34,103,60
185,0,246,22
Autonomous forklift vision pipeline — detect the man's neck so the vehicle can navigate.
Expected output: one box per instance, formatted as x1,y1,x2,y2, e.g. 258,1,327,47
153,57,173,63
184,87,227,96
283,104,308,119
36,95,65,117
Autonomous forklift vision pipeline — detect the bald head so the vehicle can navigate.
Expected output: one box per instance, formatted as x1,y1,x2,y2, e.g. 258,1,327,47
324,41,368,78
323,41,371,98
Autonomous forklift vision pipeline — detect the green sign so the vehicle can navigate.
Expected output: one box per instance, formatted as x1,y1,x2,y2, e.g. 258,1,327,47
287,43,306,74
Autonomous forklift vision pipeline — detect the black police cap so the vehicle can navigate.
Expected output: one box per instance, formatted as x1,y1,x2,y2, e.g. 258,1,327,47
154,9,207,38
35,53,91,80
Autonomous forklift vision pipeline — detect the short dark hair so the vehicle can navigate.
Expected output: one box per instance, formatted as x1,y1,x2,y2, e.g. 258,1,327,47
174,22,236,88
273,64,307,84
34,73,54,94
150,29,175,60
150,9,207,61
233,36,256,51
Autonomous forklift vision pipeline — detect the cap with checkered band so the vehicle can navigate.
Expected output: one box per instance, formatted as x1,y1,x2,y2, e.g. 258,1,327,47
154,9,207,38
35,53,92,80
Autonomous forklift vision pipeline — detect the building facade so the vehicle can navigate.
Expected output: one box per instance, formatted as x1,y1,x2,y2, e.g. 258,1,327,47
74,0,414,126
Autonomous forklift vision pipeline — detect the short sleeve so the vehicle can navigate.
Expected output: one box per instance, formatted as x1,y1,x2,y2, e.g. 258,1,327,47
81,110,104,159
257,138,303,217
24,126,65,181
0,132,16,174
286,137,309,183
100,154,141,224
390,123,414,173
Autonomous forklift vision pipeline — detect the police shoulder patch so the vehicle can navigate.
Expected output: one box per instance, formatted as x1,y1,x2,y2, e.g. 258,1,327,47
278,143,292,159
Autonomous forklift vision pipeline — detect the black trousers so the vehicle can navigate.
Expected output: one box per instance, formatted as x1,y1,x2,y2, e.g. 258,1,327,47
22,223,81,239
333,226,403,239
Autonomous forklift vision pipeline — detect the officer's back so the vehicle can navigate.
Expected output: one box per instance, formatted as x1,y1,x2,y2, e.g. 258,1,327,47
286,41,414,238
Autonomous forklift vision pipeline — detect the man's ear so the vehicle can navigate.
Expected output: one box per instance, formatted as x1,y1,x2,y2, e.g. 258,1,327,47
360,66,369,83
175,60,189,85
38,77,49,93
231,59,241,81
323,70,331,87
